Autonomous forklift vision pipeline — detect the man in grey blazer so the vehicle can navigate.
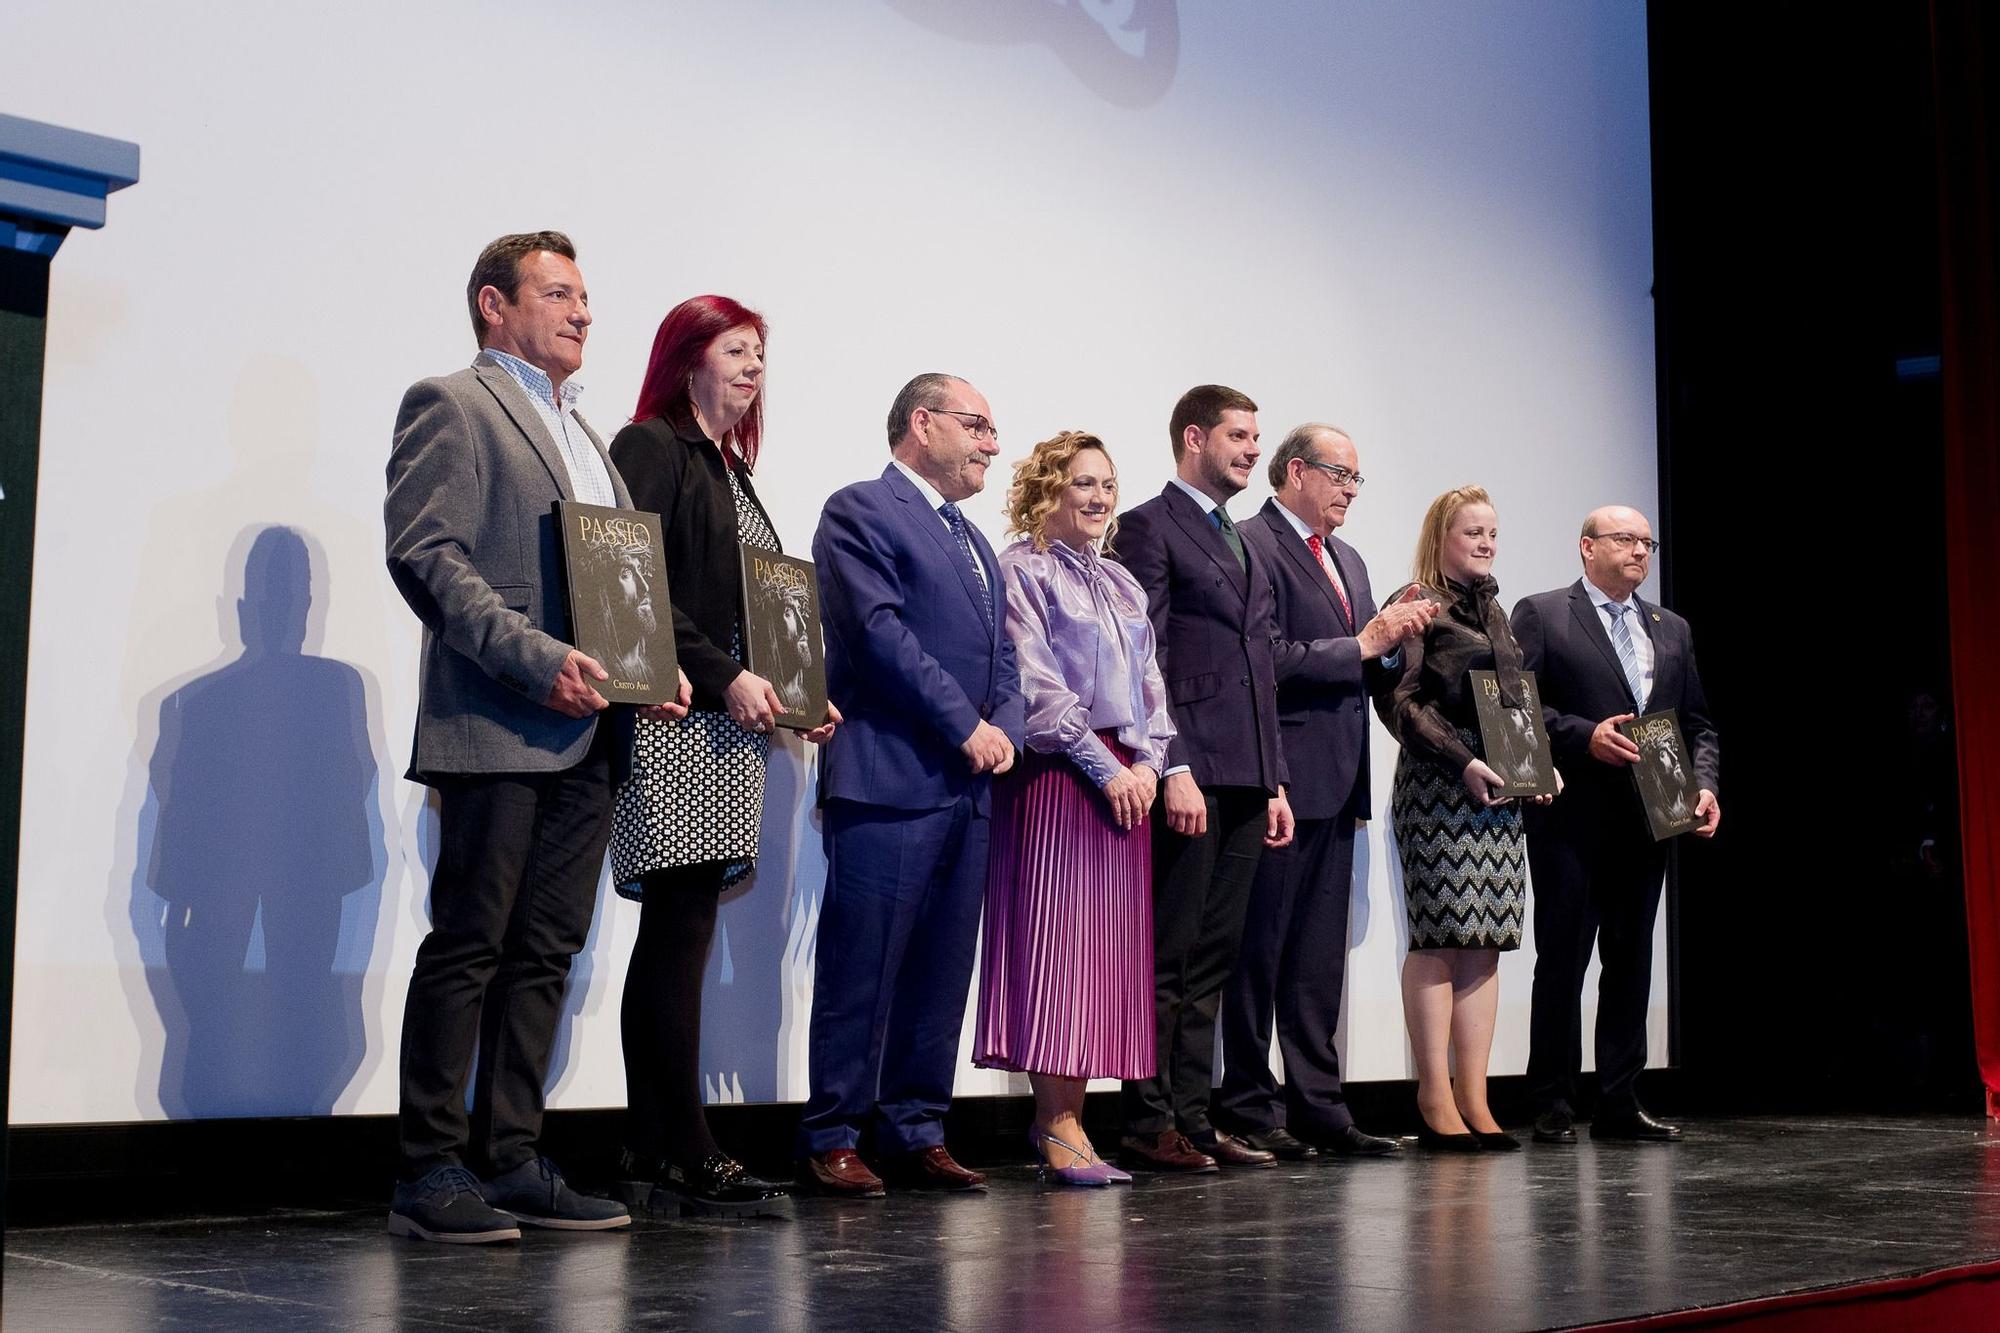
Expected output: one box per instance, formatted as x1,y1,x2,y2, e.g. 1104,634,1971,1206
383,231,687,1242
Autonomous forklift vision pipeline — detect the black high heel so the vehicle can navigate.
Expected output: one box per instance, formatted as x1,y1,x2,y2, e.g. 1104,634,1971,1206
1472,1130,1521,1151
1416,1118,1485,1152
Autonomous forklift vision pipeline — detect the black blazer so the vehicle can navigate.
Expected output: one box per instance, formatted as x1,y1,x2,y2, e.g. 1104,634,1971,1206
607,416,781,711
1511,578,1720,838
1110,484,1286,795
1241,499,1386,821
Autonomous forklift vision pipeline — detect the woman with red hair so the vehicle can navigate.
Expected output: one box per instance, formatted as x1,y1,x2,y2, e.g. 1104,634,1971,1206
606,295,838,1216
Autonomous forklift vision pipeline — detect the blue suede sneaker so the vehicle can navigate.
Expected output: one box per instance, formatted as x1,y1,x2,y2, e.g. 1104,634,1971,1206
481,1157,631,1231
388,1166,522,1244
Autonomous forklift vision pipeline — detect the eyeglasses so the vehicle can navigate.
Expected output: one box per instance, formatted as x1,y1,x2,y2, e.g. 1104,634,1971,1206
926,407,999,442
1302,459,1365,488
1591,531,1661,554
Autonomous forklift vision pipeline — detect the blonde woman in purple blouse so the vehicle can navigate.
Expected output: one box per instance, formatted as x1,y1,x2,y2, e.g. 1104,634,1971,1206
974,432,1175,1187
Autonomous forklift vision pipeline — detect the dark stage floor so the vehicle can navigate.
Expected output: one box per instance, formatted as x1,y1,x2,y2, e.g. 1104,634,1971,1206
5,1114,1998,1331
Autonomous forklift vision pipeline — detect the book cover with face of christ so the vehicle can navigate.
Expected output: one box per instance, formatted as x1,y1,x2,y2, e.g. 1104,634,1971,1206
739,547,827,731
1470,668,1557,797
555,500,674,705
1620,709,1701,840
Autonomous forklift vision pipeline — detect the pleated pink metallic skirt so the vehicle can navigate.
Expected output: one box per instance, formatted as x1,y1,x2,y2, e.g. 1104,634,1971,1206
973,736,1156,1081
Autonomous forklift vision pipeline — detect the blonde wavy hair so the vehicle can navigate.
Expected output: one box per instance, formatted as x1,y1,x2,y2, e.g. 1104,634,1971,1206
1411,484,1494,593
1005,431,1121,552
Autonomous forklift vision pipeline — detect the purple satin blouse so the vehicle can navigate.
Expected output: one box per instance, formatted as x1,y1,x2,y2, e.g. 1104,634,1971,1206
998,537,1174,788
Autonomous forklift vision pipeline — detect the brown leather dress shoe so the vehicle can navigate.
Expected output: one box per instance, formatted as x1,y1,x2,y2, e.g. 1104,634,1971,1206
1118,1130,1219,1173
879,1145,988,1192
1189,1129,1278,1167
797,1149,886,1199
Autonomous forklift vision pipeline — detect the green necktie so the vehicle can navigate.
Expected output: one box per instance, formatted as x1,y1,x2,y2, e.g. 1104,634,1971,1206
1213,504,1247,572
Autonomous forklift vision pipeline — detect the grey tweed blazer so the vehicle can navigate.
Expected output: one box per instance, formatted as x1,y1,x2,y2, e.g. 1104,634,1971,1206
384,352,632,780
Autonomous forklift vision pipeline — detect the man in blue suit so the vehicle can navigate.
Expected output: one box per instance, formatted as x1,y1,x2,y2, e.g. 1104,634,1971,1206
799,373,1026,1197
1112,384,1296,1172
1217,424,1434,1159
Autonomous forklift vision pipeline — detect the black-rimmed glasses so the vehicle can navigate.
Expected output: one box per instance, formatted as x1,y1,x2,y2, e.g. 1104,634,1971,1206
926,408,998,442
1302,459,1365,488
1592,531,1661,554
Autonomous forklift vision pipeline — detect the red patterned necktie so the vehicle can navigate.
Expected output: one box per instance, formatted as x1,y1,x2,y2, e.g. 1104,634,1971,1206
1306,533,1354,624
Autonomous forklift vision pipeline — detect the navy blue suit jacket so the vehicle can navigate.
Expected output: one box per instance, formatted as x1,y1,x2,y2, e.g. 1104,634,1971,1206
1241,499,1385,821
1110,484,1286,795
1511,579,1720,838
812,464,1025,814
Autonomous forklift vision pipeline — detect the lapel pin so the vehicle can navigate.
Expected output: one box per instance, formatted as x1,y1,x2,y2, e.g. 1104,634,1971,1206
1651,612,1661,622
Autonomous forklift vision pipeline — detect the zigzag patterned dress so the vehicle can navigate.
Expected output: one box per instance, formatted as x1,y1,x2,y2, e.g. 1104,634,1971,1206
1382,577,1527,950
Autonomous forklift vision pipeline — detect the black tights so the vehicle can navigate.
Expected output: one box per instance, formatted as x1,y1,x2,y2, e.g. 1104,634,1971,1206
621,867,724,1166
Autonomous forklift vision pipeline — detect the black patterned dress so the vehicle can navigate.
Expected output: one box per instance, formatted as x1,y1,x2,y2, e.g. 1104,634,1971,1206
1379,576,1528,950
609,469,779,897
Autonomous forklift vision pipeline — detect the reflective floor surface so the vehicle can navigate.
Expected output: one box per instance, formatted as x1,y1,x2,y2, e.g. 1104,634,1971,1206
6,1115,1999,1331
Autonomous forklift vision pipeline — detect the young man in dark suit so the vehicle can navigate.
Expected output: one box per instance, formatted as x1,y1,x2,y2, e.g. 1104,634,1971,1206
800,373,1025,1197
1111,384,1296,1172
1217,425,1435,1159
1511,505,1721,1144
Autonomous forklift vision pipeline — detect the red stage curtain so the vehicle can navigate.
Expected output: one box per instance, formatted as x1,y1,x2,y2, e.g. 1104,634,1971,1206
1577,1257,2000,1331
1931,0,2000,1118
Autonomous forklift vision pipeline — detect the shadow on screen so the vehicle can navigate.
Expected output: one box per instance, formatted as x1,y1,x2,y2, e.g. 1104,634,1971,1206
1376,812,1417,1079
701,736,822,1104
882,0,1180,108
127,524,387,1117
1328,826,1378,1071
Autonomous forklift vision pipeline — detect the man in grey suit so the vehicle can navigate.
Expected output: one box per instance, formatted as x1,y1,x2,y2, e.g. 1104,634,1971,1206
383,231,687,1242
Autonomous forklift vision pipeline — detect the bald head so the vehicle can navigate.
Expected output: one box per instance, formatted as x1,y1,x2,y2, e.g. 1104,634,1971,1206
1579,505,1655,599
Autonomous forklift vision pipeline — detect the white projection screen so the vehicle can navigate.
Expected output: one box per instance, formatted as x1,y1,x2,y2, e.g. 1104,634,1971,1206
4,0,1663,1125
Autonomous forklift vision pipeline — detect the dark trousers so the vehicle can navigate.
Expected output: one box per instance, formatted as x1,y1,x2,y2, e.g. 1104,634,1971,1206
396,728,614,1179
1525,821,1668,1114
1123,786,1269,1138
797,797,989,1158
1216,811,1359,1136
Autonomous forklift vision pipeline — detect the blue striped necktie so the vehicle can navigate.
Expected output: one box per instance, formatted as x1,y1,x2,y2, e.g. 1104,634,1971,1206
939,502,993,627
1606,601,1648,710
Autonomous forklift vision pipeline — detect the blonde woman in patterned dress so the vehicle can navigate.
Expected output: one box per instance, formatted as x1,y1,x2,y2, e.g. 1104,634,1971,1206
606,296,839,1215
1378,486,1556,1152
